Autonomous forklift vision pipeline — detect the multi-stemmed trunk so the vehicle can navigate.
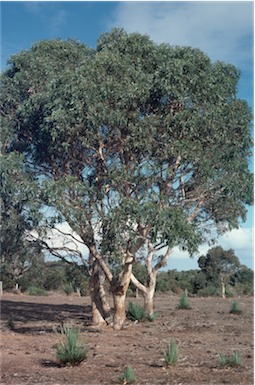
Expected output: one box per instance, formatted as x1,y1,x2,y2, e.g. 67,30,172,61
130,270,157,317
111,254,133,330
88,227,149,330
89,254,111,326
131,244,172,316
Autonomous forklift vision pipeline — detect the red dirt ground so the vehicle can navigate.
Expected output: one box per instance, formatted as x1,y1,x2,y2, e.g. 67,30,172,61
0,292,253,385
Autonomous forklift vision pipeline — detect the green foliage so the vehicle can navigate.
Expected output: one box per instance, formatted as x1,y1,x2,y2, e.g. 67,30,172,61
154,267,251,297
198,247,241,283
127,302,145,321
177,292,191,309
218,351,241,367
64,264,89,296
164,339,179,366
26,285,48,296
63,283,74,296
218,353,228,367
56,324,88,366
0,153,43,287
230,351,241,366
118,366,136,384
1,29,253,308
229,265,254,295
230,300,242,314
196,285,220,297
16,260,89,296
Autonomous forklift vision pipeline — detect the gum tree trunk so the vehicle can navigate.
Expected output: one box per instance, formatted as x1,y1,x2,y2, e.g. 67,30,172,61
130,244,172,316
89,255,111,326
112,255,133,331
220,273,226,299
145,273,156,317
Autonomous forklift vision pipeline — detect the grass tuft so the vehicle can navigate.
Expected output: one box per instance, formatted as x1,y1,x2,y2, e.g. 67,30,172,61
230,300,242,314
127,302,145,321
218,351,241,367
177,292,191,310
55,324,88,366
218,353,228,367
118,366,136,384
63,283,74,296
26,285,48,296
164,339,179,366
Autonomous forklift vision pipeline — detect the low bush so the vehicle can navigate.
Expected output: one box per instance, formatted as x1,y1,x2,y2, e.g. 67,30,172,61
127,302,145,321
177,292,191,310
26,285,48,296
63,283,74,296
56,324,88,366
197,285,220,297
230,300,242,314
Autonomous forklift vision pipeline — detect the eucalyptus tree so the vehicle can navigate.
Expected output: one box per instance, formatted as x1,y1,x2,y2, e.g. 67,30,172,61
198,246,241,298
1,29,253,329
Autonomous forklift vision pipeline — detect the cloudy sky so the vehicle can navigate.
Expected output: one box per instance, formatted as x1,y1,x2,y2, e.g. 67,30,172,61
1,1,254,270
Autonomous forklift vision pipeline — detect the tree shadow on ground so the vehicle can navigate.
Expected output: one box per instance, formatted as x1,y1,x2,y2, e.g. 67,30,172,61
1,299,92,334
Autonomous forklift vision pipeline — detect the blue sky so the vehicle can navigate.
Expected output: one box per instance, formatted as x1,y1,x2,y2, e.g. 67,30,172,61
1,1,254,270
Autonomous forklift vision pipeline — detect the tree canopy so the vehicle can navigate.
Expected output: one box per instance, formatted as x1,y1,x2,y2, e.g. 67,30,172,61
198,246,241,281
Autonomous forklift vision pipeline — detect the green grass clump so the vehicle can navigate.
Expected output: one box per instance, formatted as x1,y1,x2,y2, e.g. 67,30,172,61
164,339,179,366
26,285,48,296
127,301,145,321
218,351,241,367
63,283,74,296
218,353,228,367
56,324,88,366
177,292,191,310
118,366,136,384
230,300,242,314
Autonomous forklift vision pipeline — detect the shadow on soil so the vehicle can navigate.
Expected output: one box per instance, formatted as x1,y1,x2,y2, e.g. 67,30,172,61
1,299,92,334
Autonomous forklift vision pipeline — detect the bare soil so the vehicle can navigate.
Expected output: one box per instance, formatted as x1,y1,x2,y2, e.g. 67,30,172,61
0,292,253,385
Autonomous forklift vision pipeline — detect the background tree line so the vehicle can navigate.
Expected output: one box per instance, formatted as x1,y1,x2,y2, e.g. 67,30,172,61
2,247,253,297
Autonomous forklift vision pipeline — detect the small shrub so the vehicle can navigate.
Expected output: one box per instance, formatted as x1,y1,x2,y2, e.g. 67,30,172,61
164,339,179,366
218,353,228,367
230,300,242,314
63,283,74,296
197,286,220,297
56,324,88,366
218,351,241,367
127,302,145,321
26,285,48,296
177,292,191,310
118,366,136,384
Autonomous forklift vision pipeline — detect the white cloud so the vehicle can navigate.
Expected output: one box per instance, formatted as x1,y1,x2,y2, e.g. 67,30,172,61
110,2,253,68
29,222,89,261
